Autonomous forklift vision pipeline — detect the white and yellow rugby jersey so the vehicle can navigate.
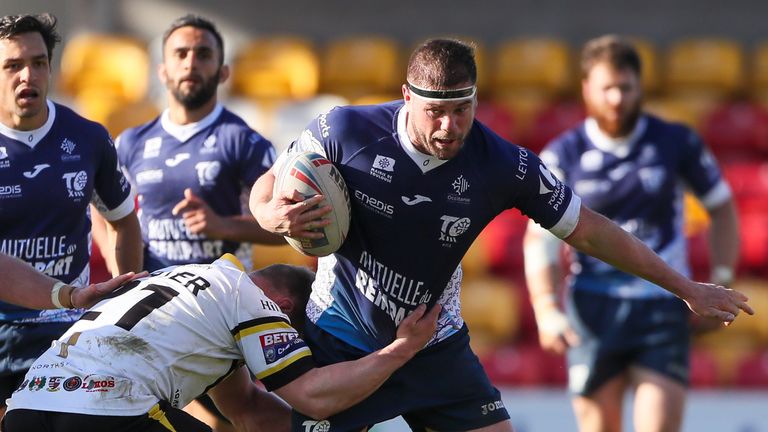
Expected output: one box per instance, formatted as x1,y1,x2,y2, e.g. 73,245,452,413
7,254,314,416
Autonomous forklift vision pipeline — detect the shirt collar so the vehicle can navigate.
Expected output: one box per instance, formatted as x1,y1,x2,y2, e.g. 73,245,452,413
161,103,224,143
0,99,56,149
396,106,448,173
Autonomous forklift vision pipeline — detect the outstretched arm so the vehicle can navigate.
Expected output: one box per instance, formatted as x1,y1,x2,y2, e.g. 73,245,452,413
273,304,441,420
0,253,144,309
564,205,753,323
208,367,291,432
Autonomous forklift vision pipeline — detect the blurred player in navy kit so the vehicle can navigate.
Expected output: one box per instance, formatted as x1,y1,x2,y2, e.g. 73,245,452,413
250,38,752,431
524,35,740,432
0,13,142,420
92,14,284,431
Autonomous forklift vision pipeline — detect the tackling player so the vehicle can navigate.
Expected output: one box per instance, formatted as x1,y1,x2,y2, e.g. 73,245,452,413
3,254,440,431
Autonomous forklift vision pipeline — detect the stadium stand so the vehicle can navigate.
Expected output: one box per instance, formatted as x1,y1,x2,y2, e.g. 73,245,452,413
320,36,403,100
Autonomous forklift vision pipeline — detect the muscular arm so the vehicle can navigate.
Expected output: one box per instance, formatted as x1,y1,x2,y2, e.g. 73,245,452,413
208,367,291,432
104,211,143,275
564,205,752,321
0,253,142,309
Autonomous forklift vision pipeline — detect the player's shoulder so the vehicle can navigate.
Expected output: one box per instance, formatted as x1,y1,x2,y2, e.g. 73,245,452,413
216,107,272,145
116,116,162,148
53,102,110,138
643,113,702,148
321,101,400,136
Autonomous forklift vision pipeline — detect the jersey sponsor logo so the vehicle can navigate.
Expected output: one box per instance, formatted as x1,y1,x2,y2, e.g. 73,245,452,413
0,146,10,168
62,171,88,199
356,251,431,325
608,162,634,181
60,138,81,162
165,153,191,167
1,236,75,277
580,149,603,172
46,376,64,392
136,169,164,185
15,379,29,393
355,189,394,217
63,376,82,391
260,331,303,364
143,137,162,158
439,215,471,244
195,161,221,186
480,399,505,416
201,135,218,154
401,194,432,206
318,113,331,138
0,184,22,199
516,147,531,180
23,163,51,178
301,420,331,432
82,375,117,392
539,164,557,194
448,175,471,205
639,166,665,194
370,155,395,183
28,376,46,391
295,129,326,155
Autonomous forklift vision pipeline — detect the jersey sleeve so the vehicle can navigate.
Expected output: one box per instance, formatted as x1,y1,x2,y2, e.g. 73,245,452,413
231,278,315,391
230,129,277,188
91,129,135,221
512,148,581,239
678,129,732,208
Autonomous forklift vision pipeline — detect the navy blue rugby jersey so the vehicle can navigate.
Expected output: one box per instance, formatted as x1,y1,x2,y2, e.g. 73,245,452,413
117,104,276,270
278,101,581,352
542,115,731,298
0,101,134,323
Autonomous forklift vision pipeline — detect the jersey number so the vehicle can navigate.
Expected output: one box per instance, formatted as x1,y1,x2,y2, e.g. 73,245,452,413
115,283,179,331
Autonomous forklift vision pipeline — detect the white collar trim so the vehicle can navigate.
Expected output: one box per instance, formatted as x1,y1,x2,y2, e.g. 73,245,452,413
584,115,647,158
0,99,56,149
396,107,448,173
160,103,224,143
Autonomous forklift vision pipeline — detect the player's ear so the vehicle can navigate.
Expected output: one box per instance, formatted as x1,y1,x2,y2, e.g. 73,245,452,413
218,64,230,84
158,63,168,85
276,297,294,317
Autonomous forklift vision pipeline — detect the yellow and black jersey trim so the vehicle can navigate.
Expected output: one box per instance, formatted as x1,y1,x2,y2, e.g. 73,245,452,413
259,352,315,391
231,316,293,341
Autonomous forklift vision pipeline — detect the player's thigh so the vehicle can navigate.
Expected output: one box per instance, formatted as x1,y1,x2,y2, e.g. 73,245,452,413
630,366,686,432
571,374,628,432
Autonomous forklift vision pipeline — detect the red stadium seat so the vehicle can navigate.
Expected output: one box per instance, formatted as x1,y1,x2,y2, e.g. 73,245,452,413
523,100,586,153
722,161,768,202
700,102,768,161
734,350,768,388
89,241,111,284
739,212,768,276
482,209,529,280
481,344,549,386
475,101,520,143
689,348,720,388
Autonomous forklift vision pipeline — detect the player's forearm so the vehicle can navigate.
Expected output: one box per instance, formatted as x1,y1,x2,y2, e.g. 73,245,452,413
565,206,694,299
209,367,291,432
218,215,286,244
249,171,278,231
523,222,563,309
277,340,415,420
707,199,740,285
108,213,144,275
0,253,73,309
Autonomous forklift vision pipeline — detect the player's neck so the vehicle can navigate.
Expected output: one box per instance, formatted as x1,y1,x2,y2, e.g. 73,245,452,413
167,97,217,125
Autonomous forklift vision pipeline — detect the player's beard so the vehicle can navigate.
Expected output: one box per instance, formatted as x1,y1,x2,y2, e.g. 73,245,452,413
170,69,221,110
587,97,642,138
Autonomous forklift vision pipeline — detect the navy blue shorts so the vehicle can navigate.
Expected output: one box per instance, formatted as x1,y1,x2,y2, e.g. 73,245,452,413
565,290,691,396
291,322,509,432
0,322,73,402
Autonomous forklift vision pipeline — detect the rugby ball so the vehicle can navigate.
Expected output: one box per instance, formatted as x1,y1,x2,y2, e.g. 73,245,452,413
274,151,351,257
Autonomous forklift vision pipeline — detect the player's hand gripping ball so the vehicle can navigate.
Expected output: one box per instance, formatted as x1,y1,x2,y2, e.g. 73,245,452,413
274,151,351,257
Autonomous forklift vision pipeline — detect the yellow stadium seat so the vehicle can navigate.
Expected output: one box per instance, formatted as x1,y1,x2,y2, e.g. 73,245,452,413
230,36,320,102
104,100,161,137
644,96,710,130
351,93,402,106
629,37,661,95
460,276,520,350
59,33,150,103
751,41,768,104
664,38,745,98
683,192,710,237
491,38,575,99
321,36,403,100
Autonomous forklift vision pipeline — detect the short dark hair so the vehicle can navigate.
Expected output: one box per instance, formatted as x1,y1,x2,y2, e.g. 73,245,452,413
257,264,314,331
407,38,477,89
0,13,60,62
580,34,642,78
162,14,224,65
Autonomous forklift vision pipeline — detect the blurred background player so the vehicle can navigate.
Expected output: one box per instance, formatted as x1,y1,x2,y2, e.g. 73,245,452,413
250,38,751,431
523,35,740,432
92,15,285,429
3,254,441,432
0,12,142,420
